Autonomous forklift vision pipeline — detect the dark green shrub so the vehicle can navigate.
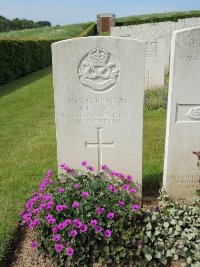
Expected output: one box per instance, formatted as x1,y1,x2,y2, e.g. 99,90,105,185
0,39,56,85
144,89,168,111
116,11,200,26
0,23,96,86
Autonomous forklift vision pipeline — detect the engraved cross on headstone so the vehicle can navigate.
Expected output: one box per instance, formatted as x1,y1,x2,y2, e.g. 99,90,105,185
85,127,114,171
145,69,156,90
145,69,151,89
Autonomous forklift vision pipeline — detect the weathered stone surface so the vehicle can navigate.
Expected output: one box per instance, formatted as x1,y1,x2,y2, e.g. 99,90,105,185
163,27,200,201
144,38,165,89
111,17,200,75
52,37,145,186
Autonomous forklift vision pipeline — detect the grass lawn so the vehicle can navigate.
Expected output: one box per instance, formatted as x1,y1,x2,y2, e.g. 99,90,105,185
0,67,166,263
116,10,200,23
0,22,92,40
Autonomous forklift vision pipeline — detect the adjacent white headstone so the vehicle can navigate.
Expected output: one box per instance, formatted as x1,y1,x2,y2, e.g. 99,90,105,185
52,37,145,187
145,38,165,90
163,27,200,201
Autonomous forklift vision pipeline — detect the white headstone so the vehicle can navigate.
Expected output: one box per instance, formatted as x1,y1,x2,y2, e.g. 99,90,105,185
52,37,145,187
163,27,200,201
144,38,165,90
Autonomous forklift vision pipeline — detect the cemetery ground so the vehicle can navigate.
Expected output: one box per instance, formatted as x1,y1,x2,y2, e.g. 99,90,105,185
0,66,166,265
0,22,93,40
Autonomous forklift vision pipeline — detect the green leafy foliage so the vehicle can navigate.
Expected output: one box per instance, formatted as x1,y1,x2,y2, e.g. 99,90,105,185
142,190,200,266
144,89,168,111
0,15,44,32
0,23,96,86
0,39,55,85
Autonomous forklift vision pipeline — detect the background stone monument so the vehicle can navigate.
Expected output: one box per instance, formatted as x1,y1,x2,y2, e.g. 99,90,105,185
97,13,115,33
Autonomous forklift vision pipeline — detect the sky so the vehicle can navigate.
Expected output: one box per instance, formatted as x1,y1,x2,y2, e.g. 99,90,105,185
1,0,200,26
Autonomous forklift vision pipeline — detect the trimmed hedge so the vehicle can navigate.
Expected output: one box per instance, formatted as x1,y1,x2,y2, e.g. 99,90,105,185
78,23,97,37
116,11,200,26
0,23,96,86
0,39,57,85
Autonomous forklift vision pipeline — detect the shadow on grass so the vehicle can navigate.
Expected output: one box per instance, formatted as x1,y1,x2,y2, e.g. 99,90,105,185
143,172,163,198
0,66,52,98
0,226,24,267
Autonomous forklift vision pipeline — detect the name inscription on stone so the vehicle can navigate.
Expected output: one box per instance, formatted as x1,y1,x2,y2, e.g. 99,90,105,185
57,97,135,125
145,42,157,57
177,38,200,61
169,174,199,189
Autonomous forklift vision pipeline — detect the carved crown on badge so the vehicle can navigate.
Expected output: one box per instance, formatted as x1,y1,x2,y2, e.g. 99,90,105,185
88,48,108,67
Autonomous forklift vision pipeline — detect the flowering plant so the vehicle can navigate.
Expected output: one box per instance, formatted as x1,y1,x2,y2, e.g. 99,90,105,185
20,161,144,266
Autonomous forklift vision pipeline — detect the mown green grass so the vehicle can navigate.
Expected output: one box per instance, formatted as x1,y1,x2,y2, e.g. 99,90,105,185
98,32,110,36
0,67,57,262
116,10,200,22
0,67,166,262
143,109,166,185
0,22,92,40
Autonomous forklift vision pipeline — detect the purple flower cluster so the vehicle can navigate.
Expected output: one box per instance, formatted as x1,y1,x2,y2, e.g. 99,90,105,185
122,184,130,191
52,219,71,233
31,241,38,249
53,234,61,242
70,229,78,237
46,201,54,210
81,160,95,171
66,247,74,256
73,183,80,189
81,160,87,166
58,188,65,193
55,243,63,252
104,229,112,237
87,166,94,171
107,184,118,193
132,204,140,211
56,204,67,212
108,170,135,185
109,171,124,178
118,201,125,206
73,219,82,228
28,218,40,229
59,163,73,174
20,162,141,260
89,219,112,237
43,194,52,201
46,214,56,225
80,224,88,233
107,212,115,219
81,191,89,198
101,164,108,171
96,207,104,215
90,219,98,227
39,170,53,192
72,201,80,208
